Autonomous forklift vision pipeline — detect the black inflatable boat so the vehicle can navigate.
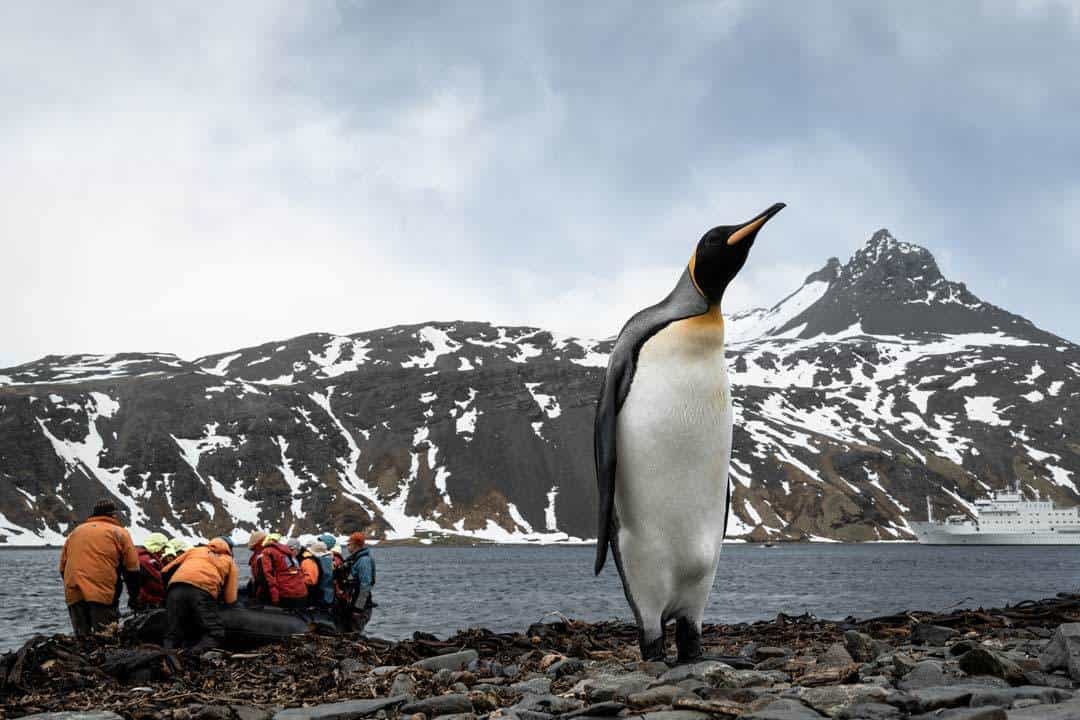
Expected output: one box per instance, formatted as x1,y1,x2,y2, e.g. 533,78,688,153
127,605,341,649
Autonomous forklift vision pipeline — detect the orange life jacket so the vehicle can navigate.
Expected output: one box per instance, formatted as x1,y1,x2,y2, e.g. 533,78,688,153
59,516,139,606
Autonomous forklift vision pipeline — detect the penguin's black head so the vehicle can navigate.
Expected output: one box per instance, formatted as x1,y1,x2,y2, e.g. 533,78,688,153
690,202,785,304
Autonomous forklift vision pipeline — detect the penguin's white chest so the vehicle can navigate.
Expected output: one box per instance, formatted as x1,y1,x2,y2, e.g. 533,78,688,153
614,316,732,603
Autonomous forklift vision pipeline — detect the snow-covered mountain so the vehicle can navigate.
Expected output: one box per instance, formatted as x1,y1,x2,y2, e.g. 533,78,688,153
1,230,1077,545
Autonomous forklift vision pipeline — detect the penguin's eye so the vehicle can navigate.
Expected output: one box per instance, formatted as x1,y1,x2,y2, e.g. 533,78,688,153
705,230,731,246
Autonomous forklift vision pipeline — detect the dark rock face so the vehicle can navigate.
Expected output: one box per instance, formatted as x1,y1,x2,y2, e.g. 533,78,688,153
1,230,1078,544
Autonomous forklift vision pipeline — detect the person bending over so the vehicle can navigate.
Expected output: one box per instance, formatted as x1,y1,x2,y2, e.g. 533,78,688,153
161,537,238,652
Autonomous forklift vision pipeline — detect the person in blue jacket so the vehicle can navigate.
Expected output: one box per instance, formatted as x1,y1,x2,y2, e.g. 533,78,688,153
341,531,376,632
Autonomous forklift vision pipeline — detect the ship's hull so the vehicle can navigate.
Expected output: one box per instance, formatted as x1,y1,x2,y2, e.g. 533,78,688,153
911,522,1080,545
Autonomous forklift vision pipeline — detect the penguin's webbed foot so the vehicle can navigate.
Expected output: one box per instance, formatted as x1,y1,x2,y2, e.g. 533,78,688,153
639,635,667,662
675,617,703,664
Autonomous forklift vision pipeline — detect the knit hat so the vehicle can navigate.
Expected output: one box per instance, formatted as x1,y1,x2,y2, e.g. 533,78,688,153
348,532,366,547
143,533,169,554
247,531,267,549
286,537,302,554
92,499,117,517
208,538,232,555
317,533,338,550
308,541,329,557
262,532,282,547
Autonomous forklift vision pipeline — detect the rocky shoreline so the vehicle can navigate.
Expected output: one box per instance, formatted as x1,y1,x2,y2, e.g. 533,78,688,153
3,594,1080,720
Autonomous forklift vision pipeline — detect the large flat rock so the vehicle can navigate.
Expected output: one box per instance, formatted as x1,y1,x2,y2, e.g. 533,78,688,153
400,693,474,716
1005,696,1080,719
17,714,125,720
411,650,480,673
740,699,826,719
273,697,406,720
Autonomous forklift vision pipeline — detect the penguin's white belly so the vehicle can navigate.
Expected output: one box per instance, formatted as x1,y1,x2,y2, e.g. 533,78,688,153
614,318,732,627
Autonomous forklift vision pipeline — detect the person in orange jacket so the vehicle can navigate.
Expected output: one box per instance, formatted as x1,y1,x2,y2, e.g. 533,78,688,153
299,544,319,589
59,499,141,637
161,537,238,652
299,541,335,608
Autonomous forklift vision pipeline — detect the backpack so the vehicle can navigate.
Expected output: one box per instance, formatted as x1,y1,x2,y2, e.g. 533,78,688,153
310,554,335,606
268,545,308,600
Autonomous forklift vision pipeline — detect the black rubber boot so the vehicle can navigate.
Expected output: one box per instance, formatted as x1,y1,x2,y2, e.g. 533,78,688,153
675,618,702,664
188,635,221,656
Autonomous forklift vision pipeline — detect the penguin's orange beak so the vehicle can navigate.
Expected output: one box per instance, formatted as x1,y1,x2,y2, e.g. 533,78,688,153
727,202,786,246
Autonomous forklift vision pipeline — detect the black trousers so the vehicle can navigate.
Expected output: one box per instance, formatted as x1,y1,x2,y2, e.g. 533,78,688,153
165,583,224,649
349,590,373,634
67,601,118,637
278,596,307,610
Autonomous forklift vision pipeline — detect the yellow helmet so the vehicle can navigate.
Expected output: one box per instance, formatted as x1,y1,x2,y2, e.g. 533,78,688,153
143,533,169,554
163,538,190,558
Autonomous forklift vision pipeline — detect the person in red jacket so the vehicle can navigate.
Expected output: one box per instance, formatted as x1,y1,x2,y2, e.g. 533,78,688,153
259,535,308,609
245,531,268,602
132,532,169,610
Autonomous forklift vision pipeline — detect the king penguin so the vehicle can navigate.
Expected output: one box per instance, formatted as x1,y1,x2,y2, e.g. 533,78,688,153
594,202,785,662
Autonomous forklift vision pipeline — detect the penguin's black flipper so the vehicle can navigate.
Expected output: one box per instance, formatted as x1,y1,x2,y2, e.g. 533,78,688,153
594,268,709,574
593,350,626,575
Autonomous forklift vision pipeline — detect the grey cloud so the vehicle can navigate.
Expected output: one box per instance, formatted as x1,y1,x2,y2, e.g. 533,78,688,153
1,1,1078,367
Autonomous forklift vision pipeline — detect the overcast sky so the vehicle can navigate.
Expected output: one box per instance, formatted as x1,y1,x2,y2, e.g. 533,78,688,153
3,2,1079,367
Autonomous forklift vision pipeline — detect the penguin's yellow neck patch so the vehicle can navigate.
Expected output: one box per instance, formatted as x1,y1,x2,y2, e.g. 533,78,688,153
679,303,723,329
666,304,725,353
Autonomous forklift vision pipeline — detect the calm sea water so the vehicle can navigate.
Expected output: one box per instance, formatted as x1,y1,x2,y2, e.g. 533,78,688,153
4,543,1079,653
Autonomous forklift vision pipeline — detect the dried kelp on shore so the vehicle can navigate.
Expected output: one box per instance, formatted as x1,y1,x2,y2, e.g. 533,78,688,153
3,593,1080,720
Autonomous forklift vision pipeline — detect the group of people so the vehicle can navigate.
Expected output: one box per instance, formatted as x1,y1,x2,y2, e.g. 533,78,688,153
59,499,377,652
241,529,376,631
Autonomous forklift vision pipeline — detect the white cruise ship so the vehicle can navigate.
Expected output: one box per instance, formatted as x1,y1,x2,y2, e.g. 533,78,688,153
911,488,1080,545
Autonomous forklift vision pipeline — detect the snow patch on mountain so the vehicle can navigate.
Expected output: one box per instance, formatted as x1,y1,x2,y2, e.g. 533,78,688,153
727,280,830,344
567,339,609,368
453,388,480,440
964,396,1011,427
544,487,559,531
403,326,460,369
0,512,67,546
36,393,150,534
310,336,372,377
275,436,308,530
203,353,242,376
525,382,562,421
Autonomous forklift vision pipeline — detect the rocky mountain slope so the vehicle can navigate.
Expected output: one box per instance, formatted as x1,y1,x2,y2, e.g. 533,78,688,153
1,230,1077,544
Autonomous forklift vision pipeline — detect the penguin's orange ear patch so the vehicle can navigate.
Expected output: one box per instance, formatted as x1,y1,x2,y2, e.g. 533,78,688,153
688,252,704,296
727,215,769,246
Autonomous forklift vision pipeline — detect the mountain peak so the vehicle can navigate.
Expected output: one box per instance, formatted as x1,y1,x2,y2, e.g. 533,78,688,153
804,257,841,285
729,228,1062,345
848,229,939,279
